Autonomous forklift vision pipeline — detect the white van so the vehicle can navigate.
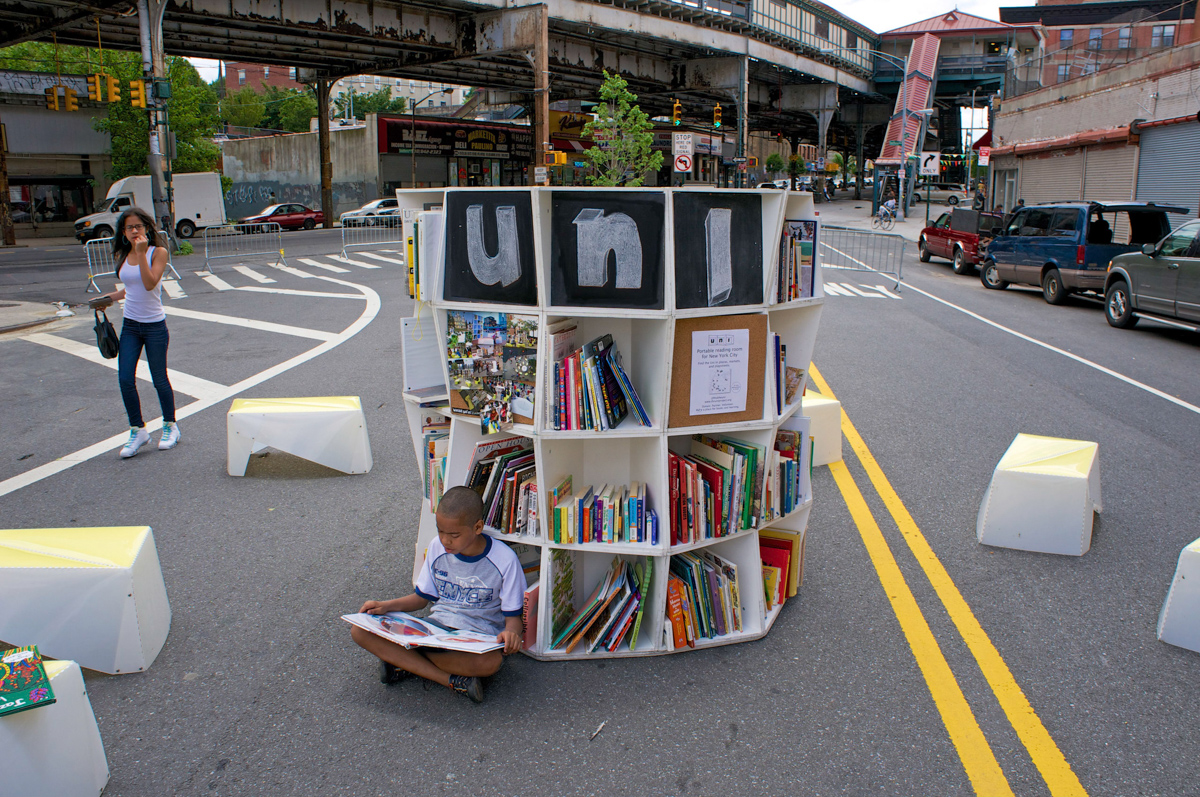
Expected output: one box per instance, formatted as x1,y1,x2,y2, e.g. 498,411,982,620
75,172,227,243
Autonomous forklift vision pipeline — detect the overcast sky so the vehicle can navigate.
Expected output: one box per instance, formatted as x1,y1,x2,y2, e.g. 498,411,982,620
187,0,1040,83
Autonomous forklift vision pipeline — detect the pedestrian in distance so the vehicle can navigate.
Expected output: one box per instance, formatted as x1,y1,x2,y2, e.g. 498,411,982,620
92,207,181,458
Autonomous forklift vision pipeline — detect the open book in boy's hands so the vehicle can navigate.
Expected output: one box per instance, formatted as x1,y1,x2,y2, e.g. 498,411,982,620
342,612,504,654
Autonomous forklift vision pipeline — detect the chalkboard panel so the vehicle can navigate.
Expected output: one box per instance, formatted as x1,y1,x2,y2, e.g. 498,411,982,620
443,190,538,306
550,191,666,310
673,192,763,309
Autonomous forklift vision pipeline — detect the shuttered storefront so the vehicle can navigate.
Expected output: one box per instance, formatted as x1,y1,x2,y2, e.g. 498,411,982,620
1019,149,1083,205
1136,123,1200,217
1083,144,1136,202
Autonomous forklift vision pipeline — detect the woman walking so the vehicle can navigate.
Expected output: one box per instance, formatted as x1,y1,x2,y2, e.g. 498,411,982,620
96,207,181,458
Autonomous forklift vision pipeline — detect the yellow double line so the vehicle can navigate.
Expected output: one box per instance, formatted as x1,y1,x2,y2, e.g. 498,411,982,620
811,364,1087,797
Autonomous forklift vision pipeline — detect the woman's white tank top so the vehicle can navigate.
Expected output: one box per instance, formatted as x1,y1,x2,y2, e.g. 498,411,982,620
118,245,165,323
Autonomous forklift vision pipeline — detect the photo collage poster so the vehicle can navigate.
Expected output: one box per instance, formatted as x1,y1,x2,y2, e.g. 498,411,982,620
445,310,539,434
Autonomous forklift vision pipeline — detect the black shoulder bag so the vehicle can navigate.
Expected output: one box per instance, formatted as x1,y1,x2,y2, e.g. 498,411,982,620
93,309,120,359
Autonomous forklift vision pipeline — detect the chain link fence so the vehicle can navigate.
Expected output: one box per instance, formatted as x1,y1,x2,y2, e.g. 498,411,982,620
203,223,286,272
819,225,907,290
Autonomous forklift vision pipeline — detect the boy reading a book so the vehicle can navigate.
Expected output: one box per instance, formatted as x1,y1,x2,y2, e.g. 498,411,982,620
351,486,525,703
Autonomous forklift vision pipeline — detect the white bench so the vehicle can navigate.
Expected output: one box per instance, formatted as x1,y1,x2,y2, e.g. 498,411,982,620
227,396,373,476
801,391,843,466
1158,537,1200,653
0,526,171,674
976,434,1101,556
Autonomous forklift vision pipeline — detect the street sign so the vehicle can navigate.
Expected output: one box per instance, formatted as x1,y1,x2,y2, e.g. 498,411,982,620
816,157,825,170
534,166,548,184
732,156,747,163
887,139,903,146
674,153,693,173
978,146,991,166
919,152,941,176
673,132,693,157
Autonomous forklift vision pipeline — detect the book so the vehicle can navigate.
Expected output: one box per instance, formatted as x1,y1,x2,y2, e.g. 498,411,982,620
522,581,540,650
759,543,791,605
0,645,56,718
341,612,503,654
550,548,576,640
759,528,804,598
666,575,690,649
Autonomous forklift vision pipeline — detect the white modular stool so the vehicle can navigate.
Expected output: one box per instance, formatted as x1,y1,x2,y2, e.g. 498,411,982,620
977,434,1101,556
227,396,373,476
801,391,843,466
0,660,109,796
0,526,171,674
1157,537,1200,653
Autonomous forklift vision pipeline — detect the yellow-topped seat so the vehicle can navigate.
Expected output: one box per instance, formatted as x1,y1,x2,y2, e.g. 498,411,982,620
976,434,1101,556
226,395,373,476
801,389,843,466
0,526,171,674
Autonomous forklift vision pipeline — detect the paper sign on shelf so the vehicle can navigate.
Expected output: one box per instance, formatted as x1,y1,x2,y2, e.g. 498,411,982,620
689,328,750,415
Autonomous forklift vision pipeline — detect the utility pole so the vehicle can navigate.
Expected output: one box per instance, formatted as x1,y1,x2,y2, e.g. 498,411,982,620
737,55,749,189
137,0,173,239
316,79,333,228
0,115,14,246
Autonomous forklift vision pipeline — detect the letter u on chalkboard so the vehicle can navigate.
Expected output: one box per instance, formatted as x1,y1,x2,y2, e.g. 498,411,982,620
466,204,521,287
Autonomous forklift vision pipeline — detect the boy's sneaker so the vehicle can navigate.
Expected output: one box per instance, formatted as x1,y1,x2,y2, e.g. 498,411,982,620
120,427,150,458
158,421,181,450
379,661,408,685
448,675,484,703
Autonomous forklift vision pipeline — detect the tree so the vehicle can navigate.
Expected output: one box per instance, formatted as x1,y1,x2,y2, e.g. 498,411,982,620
333,85,406,120
221,85,265,129
764,153,785,177
787,153,807,189
580,70,663,187
260,85,319,132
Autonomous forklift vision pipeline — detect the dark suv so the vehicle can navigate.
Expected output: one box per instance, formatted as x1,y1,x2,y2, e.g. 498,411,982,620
980,202,1188,304
1104,219,1200,331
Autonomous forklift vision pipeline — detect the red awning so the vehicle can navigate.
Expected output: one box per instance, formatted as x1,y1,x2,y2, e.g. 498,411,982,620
972,130,992,150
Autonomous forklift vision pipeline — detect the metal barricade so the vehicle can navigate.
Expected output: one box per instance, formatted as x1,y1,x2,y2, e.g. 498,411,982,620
341,214,406,259
84,233,180,292
819,225,906,290
203,222,286,272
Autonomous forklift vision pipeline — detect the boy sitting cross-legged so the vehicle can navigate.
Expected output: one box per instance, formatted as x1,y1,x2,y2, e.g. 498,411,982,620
350,486,526,703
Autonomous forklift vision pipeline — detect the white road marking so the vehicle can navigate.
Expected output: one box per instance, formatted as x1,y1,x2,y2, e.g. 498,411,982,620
22,332,227,401
235,286,367,300
162,279,187,299
0,273,382,499
870,284,903,299
844,284,884,298
903,281,1200,417
272,264,315,280
161,306,336,341
328,254,380,269
198,272,236,291
233,265,276,284
354,252,406,266
823,283,852,297
298,257,350,274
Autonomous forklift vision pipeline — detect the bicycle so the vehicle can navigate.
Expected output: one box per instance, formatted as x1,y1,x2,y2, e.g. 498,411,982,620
872,205,896,231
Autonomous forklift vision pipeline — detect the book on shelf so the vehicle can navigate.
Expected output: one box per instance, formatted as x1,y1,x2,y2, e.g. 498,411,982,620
549,328,649,432
404,209,444,302
667,550,742,644
762,565,783,611
341,612,503,654
549,476,649,545
549,555,650,653
759,528,804,598
772,336,806,414
765,418,813,520
0,645,56,718
522,580,540,650
759,542,790,608
445,310,538,430
778,219,817,303
669,434,765,545
422,416,451,510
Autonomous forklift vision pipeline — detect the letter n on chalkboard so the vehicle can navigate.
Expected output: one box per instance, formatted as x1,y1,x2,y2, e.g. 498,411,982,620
443,190,538,306
673,193,763,309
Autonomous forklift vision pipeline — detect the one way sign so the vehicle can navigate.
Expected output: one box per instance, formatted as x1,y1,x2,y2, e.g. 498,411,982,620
919,152,941,176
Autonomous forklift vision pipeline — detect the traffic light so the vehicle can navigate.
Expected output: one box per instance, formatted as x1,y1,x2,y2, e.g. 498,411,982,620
544,151,566,166
713,103,722,129
63,87,78,112
672,99,682,127
44,86,59,111
129,79,146,109
105,74,121,104
87,73,102,102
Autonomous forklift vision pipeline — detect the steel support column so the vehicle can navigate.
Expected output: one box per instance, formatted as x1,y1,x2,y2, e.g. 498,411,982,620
138,0,171,236
317,79,333,228
737,55,749,189
532,4,549,184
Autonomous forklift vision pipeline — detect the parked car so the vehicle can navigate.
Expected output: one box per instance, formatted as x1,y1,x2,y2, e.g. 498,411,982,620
912,181,969,206
980,201,1188,304
918,208,1004,274
1104,218,1200,330
340,198,399,227
240,204,324,232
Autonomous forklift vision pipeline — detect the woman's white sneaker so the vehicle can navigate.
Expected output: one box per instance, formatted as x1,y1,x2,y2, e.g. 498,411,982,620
120,427,151,458
159,422,181,450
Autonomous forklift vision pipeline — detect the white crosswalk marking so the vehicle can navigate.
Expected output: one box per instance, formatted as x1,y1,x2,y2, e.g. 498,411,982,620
162,279,187,299
354,252,405,266
327,254,380,269
271,265,315,279
823,283,852,297
822,281,903,300
233,265,276,284
872,284,902,299
843,284,884,298
162,306,336,341
298,257,350,274
198,271,236,291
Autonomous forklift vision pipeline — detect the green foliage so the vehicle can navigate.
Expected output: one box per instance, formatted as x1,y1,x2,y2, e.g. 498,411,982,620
221,175,233,194
261,85,318,132
176,240,194,256
764,153,785,175
580,71,663,187
222,85,266,129
333,86,407,120
787,154,807,177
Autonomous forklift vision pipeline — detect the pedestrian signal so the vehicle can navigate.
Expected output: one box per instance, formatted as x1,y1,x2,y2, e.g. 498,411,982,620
87,74,102,102
543,151,566,166
129,79,146,109
713,103,722,128
672,99,682,126
44,86,59,111
63,87,79,112
106,75,121,104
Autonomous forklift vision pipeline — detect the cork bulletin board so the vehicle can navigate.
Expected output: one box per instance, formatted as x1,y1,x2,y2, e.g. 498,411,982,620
668,313,769,428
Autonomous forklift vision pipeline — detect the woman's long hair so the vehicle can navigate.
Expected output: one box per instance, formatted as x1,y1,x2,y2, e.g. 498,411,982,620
112,207,160,275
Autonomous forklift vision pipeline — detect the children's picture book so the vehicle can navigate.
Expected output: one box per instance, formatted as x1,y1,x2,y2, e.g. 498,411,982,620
779,220,817,302
341,612,504,654
445,310,538,432
0,645,57,718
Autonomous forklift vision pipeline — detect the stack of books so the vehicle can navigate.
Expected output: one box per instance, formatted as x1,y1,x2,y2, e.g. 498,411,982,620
405,209,443,302
765,422,812,519
547,324,650,431
465,436,538,538
422,415,450,511
547,475,656,545
549,556,652,654
778,219,816,303
760,529,805,611
668,435,765,545
665,550,742,649
772,334,805,414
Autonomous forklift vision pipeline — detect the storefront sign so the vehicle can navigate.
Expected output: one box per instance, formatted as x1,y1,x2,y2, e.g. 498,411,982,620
379,117,533,160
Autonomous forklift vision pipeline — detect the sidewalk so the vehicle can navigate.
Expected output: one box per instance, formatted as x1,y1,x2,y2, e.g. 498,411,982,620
0,301,76,334
0,236,81,249
813,192,927,243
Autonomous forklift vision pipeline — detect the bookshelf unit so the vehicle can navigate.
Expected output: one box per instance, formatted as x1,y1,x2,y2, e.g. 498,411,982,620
400,186,823,659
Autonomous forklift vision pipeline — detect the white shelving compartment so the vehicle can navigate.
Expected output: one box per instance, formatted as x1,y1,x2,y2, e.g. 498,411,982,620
399,186,823,659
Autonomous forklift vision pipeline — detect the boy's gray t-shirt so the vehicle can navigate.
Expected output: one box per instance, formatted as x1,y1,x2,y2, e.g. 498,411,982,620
415,535,526,635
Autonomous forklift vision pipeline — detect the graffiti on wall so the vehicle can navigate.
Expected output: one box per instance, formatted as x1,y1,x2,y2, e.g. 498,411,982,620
223,181,368,220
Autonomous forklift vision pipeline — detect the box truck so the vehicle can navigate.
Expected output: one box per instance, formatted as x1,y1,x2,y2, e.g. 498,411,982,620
74,172,227,243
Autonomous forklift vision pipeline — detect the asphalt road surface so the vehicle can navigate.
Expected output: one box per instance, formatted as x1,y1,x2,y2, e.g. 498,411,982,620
0,226,1197,796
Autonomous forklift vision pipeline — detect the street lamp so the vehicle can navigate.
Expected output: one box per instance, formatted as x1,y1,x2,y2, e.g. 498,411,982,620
411,87,455,187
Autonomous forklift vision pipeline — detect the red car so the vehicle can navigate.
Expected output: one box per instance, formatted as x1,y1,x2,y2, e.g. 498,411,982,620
240,203,324,232
919,208,1003,275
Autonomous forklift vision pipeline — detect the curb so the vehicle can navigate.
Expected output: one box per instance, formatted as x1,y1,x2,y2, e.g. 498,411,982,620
0,316,59,335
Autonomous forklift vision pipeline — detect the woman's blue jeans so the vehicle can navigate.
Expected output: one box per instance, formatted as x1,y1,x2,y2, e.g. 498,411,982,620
118,318,176,428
